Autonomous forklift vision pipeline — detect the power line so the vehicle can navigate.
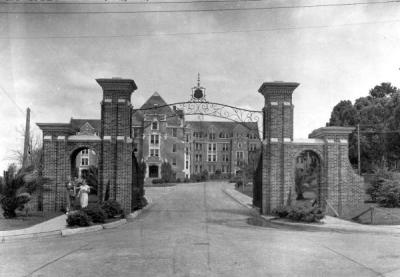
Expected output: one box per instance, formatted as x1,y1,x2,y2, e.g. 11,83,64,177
1,18,399,40
1,0,400,14
0,85,25,115
2,0,268,4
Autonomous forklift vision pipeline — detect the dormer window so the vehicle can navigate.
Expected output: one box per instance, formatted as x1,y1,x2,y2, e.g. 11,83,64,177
152,120,158,130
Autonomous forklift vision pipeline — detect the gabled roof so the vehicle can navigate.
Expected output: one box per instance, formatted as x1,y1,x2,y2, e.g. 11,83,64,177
70,118,101,133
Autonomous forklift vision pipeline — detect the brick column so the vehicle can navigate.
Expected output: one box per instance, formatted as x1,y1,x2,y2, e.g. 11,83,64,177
258,82,299,214
97,78,137,213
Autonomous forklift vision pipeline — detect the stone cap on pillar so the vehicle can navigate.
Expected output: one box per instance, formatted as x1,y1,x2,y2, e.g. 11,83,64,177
309,126,355,141
258,82,299,96
96,78,137,93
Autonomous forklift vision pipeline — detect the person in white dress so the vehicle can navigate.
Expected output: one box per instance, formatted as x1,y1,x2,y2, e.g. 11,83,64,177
77,180,90,208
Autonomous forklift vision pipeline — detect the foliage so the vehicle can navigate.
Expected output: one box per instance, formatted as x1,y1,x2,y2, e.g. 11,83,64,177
85,165,98,194
82,205,107,223
101,199,123,218
152,178,164,184
66,210,91,227
272,204,325,223
132,187,147,211
161,162,175,183
0,164,50,218
328,82,400,173
375,180,400,208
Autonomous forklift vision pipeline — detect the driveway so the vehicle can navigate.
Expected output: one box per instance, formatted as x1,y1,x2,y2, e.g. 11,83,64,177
1,181,400,277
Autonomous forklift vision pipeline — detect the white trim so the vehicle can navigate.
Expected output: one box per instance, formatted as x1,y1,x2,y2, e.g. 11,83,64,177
118,99,126,103
340,139,348,144
283,102,291,106
270,138,279,142
117,136,125,141
68,135,101,141
57,136,65,140
292,138,324,144
270,102,278,106
103,136,111,140
104,98,112,103
44,135,52,140
283,138,291,142
127,138,133,143
326,139,335,144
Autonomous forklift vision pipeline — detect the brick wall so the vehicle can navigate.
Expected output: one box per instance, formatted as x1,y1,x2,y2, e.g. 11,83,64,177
258,82,365,217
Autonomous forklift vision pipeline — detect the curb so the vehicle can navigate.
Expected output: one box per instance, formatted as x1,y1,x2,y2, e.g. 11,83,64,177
102,218,127,229
0,197,152,243
126,196,153,220
61,225,103,236
223,187,400,235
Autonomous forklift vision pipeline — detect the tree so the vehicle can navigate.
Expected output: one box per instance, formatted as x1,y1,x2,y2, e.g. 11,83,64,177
0,164,50,218
328,82,400,172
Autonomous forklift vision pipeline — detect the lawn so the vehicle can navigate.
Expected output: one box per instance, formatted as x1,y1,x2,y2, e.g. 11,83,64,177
352,203,400,225
0,210,63,231
235,183,253,198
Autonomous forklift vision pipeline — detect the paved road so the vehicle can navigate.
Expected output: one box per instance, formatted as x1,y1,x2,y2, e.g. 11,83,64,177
1,182,400,277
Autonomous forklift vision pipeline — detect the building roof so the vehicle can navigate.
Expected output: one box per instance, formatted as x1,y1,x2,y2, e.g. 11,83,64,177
70,118,101,133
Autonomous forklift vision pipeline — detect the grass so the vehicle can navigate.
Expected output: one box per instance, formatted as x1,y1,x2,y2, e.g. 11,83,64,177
352,203,400,225
0,210,63,231
235,184,253,198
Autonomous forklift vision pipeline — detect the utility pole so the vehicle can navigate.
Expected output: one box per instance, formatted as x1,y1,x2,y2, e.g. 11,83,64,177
22,107,31,169
357,124,361,175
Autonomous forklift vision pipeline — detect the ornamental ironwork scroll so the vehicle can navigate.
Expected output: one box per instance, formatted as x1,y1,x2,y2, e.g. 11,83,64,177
134,100,262,132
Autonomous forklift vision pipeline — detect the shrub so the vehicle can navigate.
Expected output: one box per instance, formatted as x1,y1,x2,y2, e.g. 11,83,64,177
376,180,400,208
272,206,290,218
151,179,164,184
236,180,243,187
83,205,107,223
176,178,181,183
190,174,202,182
66,210,91,227
272,204,325,223
101,199,123,218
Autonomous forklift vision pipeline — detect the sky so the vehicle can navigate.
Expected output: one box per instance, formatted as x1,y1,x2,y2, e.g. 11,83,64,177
0,0,400,172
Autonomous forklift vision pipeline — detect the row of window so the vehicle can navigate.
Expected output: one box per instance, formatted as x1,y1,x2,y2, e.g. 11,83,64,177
151,121,179,137
194,142,257,151
192,131,259,139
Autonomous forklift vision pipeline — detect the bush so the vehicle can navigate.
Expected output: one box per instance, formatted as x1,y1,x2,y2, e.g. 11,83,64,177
190,174,202,182
101,199,123,218
272,206,290,218
176,178,181,183
236,180,243,187
376,180,400,208
151,179,164,184
66,210,91,227
83,205,107,223
272,204,325,223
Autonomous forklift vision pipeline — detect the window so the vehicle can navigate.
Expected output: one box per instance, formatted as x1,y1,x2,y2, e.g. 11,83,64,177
195,154,202,162
221,165,225,173
150,149,159,157
250,144,257,151
81,157,89,166
222,154,229,162
186,134,190,142
208,154,216,162
81,149,88,155
237,151,244,160
172,128,177,137
208,154,212,162
195,143,202,151
209,132,216,140
213,154,216,162
222,143,229,151
172,158,177,166
172,144,177,152
186,161,189,169
238,142,242,149
150,134,159,145
152,121,158,130
208,143,216,152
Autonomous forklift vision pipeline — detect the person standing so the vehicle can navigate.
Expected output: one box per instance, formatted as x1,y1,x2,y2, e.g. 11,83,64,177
65,177,75,214
77,179,90,208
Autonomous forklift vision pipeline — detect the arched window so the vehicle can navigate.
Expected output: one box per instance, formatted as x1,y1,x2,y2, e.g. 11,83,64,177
152,120,158,130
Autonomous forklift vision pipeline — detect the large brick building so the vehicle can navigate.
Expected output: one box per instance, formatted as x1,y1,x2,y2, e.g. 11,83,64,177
132,92,262,182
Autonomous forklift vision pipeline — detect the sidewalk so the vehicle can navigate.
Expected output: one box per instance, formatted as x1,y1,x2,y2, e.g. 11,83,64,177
223,186,400,235
0,197,152,243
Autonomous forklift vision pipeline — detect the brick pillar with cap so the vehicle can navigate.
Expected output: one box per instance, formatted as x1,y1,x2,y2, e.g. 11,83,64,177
97,78,137,213
258,82,299,214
